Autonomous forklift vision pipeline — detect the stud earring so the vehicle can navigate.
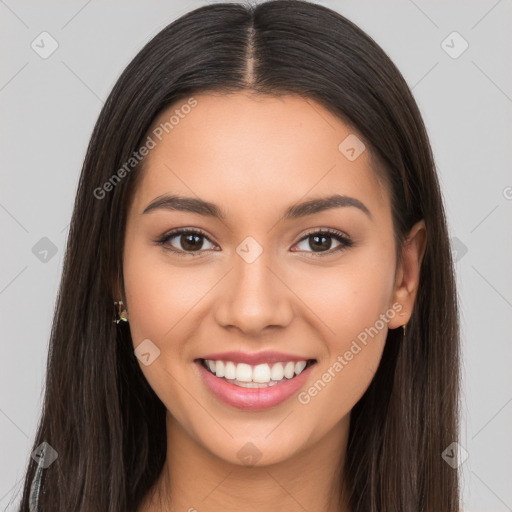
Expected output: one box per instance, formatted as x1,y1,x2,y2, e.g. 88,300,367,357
113,300,128,324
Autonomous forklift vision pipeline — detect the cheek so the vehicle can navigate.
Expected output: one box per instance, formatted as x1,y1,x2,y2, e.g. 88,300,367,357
123,240,210,346
122,241,206,419
294,246,395,404
297,245,395,345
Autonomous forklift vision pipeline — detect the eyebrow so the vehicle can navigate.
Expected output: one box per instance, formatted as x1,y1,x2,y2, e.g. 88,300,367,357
142,193,372,221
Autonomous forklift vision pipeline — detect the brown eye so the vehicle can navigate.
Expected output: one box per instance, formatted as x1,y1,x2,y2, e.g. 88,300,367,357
293,229,353,255
156,228,216,256
308,233,333,251
177,233,204,251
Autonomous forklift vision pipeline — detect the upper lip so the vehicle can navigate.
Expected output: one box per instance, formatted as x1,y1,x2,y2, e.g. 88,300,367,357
198,351,316,366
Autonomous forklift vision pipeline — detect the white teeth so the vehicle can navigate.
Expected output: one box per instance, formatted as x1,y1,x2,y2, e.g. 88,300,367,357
215,360,225,378
295,361,307,374
203,358,311,385
253,363,271,383
224,361,236,380
235,363,253,382
283,361,295,379
234,380,276,388
271,363,284,381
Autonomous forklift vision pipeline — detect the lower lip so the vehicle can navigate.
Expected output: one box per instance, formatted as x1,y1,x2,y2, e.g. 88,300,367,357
196,360,316,411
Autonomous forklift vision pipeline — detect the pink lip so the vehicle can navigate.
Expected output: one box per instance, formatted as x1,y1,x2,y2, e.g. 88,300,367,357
196,360,316,411
199,350,314,366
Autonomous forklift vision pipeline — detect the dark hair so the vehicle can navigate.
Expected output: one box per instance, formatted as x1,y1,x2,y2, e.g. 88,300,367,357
15,1,460,510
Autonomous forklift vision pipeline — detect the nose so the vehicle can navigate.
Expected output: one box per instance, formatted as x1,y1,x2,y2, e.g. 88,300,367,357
214,249,294,336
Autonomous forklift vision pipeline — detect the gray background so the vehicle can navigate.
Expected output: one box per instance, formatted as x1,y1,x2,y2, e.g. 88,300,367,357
1,1,511,510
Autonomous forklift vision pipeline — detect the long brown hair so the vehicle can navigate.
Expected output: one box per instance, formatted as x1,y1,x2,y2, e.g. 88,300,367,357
15,1,460,510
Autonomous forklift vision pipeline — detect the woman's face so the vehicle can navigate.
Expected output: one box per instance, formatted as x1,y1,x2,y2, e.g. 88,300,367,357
122,92,423,466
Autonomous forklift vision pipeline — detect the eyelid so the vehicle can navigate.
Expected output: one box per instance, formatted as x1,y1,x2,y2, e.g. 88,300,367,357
298,227,351,242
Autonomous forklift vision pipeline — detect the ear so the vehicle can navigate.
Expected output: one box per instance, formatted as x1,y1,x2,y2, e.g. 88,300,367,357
387,219,427,329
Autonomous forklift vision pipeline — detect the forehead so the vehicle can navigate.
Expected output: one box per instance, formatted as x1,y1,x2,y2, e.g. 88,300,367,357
132,92,390,222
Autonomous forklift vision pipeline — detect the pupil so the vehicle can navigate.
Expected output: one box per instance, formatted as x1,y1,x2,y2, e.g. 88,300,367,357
182,234,202,251
310,234,331,251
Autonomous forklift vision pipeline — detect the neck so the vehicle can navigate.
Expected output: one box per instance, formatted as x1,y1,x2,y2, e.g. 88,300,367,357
139,411,352,512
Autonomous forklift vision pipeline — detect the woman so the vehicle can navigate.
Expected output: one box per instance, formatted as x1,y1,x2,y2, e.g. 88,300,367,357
19,1,460,510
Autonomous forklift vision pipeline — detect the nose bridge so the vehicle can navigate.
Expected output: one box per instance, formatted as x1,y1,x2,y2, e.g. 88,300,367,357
214,240,293,333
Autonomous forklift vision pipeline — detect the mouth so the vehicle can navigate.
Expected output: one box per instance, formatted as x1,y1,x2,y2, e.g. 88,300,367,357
194,355,317,410
199,358,317,388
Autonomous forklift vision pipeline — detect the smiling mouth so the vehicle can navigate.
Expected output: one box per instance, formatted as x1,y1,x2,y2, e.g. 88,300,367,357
199,358,317,388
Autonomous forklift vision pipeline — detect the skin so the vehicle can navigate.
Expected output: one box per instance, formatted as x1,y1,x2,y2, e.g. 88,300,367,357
118,92,427,512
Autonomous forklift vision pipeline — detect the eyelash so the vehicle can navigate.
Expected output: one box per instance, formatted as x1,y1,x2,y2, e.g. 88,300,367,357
155,227,353,258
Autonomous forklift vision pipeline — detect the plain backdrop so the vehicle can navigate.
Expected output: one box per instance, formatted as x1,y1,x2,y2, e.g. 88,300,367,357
1,1,511,510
